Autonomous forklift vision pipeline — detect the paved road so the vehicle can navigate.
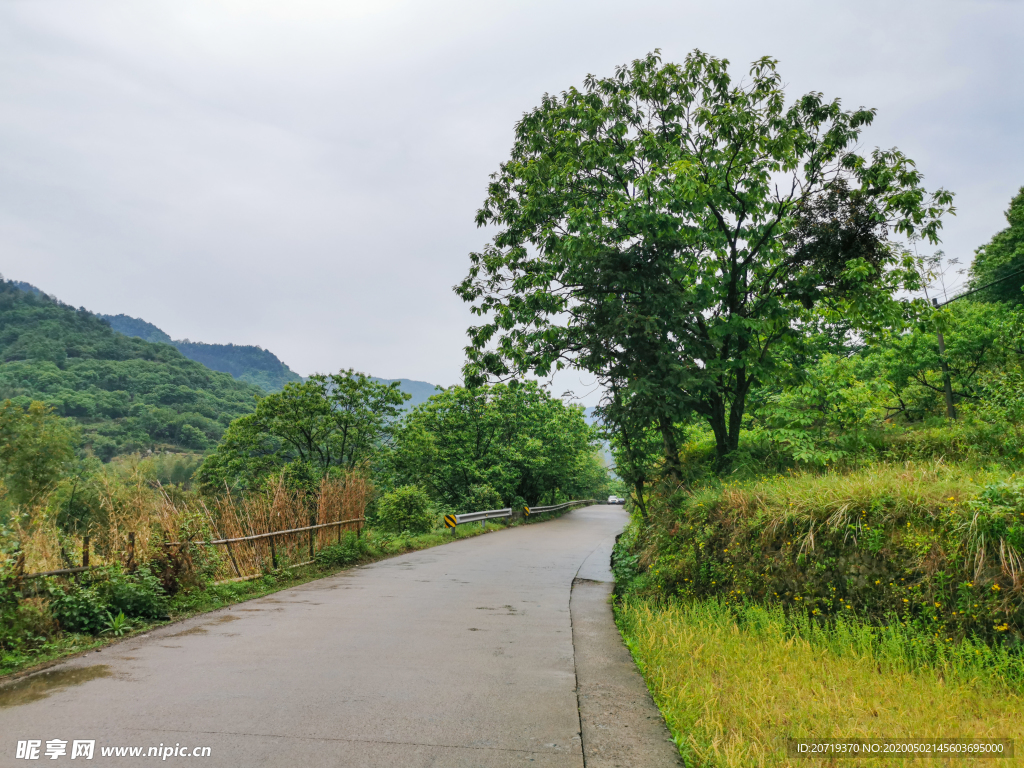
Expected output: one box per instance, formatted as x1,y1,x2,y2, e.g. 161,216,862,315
1,505,678,767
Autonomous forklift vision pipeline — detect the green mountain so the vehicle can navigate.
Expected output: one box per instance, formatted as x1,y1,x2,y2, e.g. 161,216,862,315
100,314,172,344
100,313,438,403
373,378,439,410
101,314,303,392
0,281,262,459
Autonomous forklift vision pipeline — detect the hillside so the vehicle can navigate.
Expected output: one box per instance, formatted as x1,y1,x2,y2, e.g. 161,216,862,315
101,313,303,392
100,313,172,344
0,281,262,459
373,378,438,409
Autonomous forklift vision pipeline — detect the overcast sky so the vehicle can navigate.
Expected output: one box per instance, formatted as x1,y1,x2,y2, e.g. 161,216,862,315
2,0,1022,403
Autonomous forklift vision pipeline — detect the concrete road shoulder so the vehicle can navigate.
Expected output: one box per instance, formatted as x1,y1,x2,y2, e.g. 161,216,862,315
570,578,682,767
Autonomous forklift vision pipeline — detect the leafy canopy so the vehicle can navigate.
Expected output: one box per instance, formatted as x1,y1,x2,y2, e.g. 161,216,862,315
196,371,408,494
457,50,953,469
388,381,604,510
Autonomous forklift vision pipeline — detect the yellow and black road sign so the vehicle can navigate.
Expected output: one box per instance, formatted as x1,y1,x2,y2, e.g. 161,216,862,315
523,506,530,518
444,514,458,529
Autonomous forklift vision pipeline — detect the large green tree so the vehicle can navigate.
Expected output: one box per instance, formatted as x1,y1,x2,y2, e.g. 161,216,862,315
196,371,408,493
388,382,603,510
457,50,953,470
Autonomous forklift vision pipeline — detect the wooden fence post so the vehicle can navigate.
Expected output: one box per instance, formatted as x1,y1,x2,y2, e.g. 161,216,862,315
82,536,90,568
269,535,277,569
126,532,136,571
224,541,241,577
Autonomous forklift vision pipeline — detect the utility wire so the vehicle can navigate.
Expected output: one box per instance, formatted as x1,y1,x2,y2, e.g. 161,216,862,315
931,266,1024,307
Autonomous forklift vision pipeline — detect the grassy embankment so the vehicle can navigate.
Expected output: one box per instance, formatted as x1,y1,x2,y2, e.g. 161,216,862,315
613,461,1024,767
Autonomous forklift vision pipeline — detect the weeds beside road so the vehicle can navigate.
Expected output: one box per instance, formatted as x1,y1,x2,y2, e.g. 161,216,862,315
1,513,562,680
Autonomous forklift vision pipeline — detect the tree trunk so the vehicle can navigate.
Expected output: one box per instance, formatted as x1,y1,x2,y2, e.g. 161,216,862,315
708,398,730,472
710,386,749,473
632,479,648,522
658,416,683,482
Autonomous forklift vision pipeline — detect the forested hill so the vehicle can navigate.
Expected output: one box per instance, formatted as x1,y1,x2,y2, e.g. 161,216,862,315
101,313,303,392
373,378,437,409
100,314,171,344
0,282,262,459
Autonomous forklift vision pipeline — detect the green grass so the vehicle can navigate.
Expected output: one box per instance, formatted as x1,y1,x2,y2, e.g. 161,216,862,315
629,461,1024,644
617,596,1024,767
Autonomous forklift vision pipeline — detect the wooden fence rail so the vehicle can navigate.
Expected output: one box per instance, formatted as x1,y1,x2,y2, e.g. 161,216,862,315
19,517,365,580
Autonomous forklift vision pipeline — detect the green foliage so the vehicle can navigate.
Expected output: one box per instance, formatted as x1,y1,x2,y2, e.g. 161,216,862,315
0,400,77,509
0,282,262,458
757,355,887,466
458,49,952,470
96,566,168,620
101,610,131,636
314,532,368,568
600,391,664,520
465,484,504,512
49,566,168,634
968,186,1024,305
389,381,605,510
375,485,435,534
50,586,107,634
100,314,172,344
173,340,303,392
196,370,408,493
616,464,1023,647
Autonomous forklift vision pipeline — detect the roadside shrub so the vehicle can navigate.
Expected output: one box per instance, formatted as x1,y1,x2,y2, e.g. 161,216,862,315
147,505,222,595
375,485,435,534
50,586,107,634
95,566,168,620
315,532,366,568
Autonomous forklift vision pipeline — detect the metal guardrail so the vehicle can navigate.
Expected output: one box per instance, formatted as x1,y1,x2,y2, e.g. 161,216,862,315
454,507,512,524
444,499,597,528
524,499,598,516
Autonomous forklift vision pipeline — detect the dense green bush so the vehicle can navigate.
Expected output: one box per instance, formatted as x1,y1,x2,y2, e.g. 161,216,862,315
375,485,435,534
96,566,168,620
50,586,107,634
314,533,367,568
49,566,168,633
617,464,1024,646
465,484,504,512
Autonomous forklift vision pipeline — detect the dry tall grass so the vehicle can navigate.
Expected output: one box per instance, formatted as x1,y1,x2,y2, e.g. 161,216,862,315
10,472,371,581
